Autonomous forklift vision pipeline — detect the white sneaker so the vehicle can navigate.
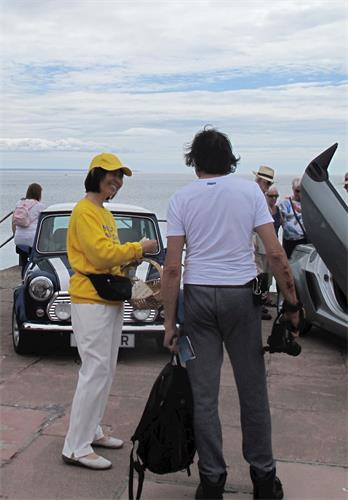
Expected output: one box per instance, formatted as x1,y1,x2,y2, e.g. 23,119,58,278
92,436,124,449
62,453,112,470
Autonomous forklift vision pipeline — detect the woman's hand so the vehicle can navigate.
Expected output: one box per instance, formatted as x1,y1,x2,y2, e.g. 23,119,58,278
141,239,158,254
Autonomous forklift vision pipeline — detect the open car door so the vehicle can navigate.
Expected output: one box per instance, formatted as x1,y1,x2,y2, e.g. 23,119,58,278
301,143,348,296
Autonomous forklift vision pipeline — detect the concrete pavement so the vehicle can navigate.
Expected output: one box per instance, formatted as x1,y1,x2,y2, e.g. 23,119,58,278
0,265,347,499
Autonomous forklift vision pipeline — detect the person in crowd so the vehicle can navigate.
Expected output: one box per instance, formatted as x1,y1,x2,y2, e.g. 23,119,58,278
279,178,306,258
343,172,348,193
253,166,275,319
264,185,282,305
62,153,157,470
266,185,282,236
253,165,275,194
162,128,301,500
12,183,44,276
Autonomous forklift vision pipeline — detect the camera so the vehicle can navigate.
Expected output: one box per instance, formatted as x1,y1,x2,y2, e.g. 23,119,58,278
263,314,301,356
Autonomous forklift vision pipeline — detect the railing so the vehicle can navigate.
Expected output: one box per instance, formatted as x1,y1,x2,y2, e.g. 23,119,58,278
0,211,14,249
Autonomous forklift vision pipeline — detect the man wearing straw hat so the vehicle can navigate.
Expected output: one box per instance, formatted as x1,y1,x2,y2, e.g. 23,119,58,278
253,166,275,320
162,127,302,500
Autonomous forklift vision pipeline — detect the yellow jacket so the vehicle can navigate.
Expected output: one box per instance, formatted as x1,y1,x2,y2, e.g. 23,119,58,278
67,198,143,304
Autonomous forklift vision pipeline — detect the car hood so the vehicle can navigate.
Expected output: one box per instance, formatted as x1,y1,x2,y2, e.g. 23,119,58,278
301,144,348,295
28,255,72,291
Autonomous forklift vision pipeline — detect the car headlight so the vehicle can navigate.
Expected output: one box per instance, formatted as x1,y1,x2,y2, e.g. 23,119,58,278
54,302,71,321
132,309,151,321
29,277,54,301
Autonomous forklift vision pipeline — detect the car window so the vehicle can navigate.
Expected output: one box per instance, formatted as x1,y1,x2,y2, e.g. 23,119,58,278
115,215,157,243
37,215,70,252
36,213,159,253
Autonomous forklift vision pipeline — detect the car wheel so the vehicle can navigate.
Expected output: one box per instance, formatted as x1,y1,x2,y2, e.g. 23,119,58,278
12,306,35,354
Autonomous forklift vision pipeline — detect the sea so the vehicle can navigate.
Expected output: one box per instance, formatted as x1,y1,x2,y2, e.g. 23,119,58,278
0,169,345,271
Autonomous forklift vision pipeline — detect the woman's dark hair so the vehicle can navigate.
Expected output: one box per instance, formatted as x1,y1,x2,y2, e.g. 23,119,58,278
84,167,109,193
26,183,42,201
184,126,240,175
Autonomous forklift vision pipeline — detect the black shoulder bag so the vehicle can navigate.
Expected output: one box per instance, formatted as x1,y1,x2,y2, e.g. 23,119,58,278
87,273,132,301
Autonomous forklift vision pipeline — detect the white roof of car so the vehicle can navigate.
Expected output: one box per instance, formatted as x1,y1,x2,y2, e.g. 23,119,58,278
43,202,154,214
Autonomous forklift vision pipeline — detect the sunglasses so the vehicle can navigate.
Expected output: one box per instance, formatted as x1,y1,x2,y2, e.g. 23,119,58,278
294,189,301,193
267,194,279,199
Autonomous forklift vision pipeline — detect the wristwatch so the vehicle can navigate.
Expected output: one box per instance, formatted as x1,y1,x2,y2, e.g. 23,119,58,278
282,300,303,313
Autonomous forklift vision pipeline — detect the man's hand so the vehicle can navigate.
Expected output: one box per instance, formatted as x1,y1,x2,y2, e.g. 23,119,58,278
163,325,179,352
283,310,301,337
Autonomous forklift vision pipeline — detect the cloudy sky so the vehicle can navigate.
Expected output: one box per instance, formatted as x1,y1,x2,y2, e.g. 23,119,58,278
0,0,347,174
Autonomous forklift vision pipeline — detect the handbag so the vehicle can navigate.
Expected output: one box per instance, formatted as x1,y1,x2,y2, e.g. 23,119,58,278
129,258,163,310
87,273,132,301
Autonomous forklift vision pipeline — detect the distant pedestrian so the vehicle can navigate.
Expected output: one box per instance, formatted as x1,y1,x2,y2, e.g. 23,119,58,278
253,165,275,194
12,183,44,276
266,185,281,236
343,172,348,193
62,153,157,471
279,178,306,258
162,127,301,500
253,166,275,319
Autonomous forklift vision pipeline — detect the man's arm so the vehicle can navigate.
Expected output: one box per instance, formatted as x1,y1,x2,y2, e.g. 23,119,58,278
161,235,185,349
255,222,300,330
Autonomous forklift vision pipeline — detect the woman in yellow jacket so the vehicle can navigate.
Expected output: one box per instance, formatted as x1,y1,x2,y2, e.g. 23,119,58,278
62,153,157,470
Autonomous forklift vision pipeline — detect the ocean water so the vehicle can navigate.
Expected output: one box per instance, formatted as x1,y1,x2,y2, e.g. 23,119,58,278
0,169,344,270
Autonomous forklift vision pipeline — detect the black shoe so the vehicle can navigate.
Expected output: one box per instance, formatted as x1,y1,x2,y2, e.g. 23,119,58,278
195,471,227,499
250,467,284,499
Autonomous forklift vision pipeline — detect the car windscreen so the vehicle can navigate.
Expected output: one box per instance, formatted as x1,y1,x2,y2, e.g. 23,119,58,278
36,213,159,253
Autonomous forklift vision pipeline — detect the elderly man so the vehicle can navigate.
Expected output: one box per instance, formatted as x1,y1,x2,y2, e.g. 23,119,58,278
253,166,275,318
162,128,301,500
279,178,306,258
253,165,275,193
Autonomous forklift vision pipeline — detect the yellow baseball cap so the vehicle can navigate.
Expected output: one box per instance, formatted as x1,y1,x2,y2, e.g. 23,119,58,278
88,153,132,176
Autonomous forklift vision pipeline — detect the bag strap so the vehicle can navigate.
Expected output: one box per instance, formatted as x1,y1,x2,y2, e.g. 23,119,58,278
289,198,306,238
129,448,145,500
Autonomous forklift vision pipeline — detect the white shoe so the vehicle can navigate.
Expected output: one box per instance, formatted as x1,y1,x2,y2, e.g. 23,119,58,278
92,436,124,449
62,453,112,470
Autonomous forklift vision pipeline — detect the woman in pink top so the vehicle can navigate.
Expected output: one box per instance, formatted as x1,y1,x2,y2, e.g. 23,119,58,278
12,183,44,275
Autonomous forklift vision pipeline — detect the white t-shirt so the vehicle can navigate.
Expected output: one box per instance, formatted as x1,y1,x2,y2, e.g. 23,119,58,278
166,175,273,285
14,199,45,247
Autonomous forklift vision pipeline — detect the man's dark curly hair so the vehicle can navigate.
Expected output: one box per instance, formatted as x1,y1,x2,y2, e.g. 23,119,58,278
184,126,240,175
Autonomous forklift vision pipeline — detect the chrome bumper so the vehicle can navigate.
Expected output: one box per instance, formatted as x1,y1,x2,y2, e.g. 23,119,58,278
21,322,165,333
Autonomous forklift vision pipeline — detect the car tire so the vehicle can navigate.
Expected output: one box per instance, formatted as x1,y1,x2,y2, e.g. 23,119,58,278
12,306,36,354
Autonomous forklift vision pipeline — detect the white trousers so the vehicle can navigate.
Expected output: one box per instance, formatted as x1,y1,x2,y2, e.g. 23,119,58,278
63,303,124,458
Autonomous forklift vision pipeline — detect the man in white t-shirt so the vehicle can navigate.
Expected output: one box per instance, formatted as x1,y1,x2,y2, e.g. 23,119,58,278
162,128,301,500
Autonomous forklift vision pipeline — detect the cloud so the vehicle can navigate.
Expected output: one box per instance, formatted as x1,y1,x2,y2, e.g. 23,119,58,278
0,138,100,152
0,0,346,173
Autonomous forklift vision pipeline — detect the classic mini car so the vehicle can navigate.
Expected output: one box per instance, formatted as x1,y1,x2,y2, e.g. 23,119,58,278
288,144,348,338
12,203,166,354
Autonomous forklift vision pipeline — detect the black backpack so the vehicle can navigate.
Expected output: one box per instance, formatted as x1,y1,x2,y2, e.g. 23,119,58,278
128,355,196,500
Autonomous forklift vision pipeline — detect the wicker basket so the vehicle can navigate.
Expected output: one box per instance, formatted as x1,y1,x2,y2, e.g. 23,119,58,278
129,258,163,310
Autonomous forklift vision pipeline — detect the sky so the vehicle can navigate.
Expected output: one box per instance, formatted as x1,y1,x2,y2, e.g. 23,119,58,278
0,0,347,175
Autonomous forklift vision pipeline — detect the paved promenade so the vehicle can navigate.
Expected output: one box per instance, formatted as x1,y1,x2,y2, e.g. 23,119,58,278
0,266,347,499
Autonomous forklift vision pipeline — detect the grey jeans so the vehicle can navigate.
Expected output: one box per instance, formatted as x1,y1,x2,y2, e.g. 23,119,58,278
184,285,275,479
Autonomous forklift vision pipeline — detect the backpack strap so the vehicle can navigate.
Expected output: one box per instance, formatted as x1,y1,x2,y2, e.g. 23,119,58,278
129,445,145,500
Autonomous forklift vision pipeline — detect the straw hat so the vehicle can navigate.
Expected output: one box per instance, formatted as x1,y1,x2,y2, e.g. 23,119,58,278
252,165,275,183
